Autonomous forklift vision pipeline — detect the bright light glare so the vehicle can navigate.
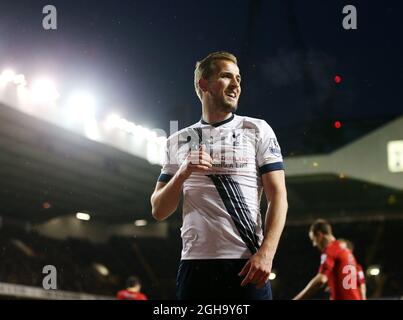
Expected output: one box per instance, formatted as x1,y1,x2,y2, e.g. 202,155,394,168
147,141,161,165
76,212,91,221
118,118,135,133
368,266,381,276
84,118,100,141
31,78,59,102
14,74,27,87
105,113,121,129
106,114,160,142
93,263,109,276
269,272,276,280
69,92,95,109
0,69,16,83
149,130,158,140
134,219,148,227
157,136,167,145
66,92,96,122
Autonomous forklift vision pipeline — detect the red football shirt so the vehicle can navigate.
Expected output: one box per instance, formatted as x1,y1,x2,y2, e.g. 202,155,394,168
116,290,148,300
318,240,362,300
357,263,366,286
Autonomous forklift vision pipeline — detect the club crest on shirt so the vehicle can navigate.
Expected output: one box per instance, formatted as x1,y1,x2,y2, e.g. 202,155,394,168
320,254,327,265
232,132,242,146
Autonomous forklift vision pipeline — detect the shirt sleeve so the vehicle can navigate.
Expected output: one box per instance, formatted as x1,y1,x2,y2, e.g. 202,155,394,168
256,120,284,175
138,293,148,300
116,291,124,299
319,251,335,277
157,136,180,183
357,264,366,285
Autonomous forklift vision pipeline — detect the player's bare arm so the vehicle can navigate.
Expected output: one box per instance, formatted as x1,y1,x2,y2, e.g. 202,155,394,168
360,284,367,300
239,169,288,288
151,145,213,221
293,273,328,300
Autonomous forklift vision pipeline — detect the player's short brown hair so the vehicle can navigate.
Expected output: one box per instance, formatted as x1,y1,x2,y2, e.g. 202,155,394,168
194,51,238,101
126,276,141,288
310,219,332,235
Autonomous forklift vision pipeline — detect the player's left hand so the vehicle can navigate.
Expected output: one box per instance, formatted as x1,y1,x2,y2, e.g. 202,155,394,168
238,252,273,289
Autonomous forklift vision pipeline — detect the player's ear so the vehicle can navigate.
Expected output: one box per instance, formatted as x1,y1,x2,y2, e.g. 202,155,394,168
199,78,208,93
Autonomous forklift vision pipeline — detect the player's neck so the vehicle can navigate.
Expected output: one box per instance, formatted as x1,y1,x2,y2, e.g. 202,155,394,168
323,235,336,248
201,105,232,125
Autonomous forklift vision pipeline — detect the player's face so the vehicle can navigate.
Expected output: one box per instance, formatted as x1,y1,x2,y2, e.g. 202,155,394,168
207,60,241,113
309,231,322,250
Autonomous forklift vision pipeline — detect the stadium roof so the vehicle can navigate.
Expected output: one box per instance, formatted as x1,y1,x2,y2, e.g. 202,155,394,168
0,102,160,224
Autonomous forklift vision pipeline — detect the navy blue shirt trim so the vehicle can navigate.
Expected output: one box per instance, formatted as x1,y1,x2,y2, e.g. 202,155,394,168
157,173,173,183
201,113,235,127
259,162,285,175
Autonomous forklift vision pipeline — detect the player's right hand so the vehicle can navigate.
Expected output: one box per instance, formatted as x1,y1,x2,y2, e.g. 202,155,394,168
178,144,213,179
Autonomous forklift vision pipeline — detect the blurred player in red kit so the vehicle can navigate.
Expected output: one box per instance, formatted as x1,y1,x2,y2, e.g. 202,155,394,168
338,238,366,300
294,219,363,300
116,276,148,300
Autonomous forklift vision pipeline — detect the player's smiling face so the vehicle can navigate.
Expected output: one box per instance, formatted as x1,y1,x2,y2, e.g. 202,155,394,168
207,60,241,113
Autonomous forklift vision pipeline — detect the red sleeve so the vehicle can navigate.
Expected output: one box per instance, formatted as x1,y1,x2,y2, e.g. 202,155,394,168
318,251,335,277
357,264,366,285
116,291,124,300
138,293,148,300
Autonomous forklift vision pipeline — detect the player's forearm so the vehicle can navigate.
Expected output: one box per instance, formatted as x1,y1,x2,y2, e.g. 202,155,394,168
258,191,288,260
151,172,187,221
360,284,367,300
294,275,325,300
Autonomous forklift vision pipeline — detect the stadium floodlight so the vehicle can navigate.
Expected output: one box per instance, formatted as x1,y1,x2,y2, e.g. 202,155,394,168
84,118,100,141
66,92,96,122
105,113,121,130
129,124,144,136
147,140,162,165
118,118,136,133
367,265,381,277
104,113,161,143
143,128,155,140
147,129,158,141
134,219,148,227
13,74,27,87
269,272,276,280
31,78,60,102
76,212,91,221
93,263,109,276
0,69,16,83
16,83,31,105
157,136,168,145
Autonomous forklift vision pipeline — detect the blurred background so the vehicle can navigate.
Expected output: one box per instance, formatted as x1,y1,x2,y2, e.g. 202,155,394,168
0,0,402,299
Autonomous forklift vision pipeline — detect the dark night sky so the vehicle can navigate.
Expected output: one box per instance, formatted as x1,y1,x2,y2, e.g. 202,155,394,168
1,0,402,138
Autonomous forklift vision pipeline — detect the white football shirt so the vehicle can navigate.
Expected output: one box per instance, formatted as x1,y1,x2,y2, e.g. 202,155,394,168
158,113,284,259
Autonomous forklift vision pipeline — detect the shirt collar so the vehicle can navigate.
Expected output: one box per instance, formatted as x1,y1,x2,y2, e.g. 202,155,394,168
200,113,235,127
